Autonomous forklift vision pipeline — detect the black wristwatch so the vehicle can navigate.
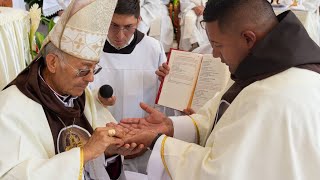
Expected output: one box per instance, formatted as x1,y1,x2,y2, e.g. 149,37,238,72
149,133,164,150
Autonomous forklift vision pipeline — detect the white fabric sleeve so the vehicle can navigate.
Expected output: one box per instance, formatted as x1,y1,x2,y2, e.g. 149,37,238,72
42,0,71,17
147,135,171,180
125,171,148,180
0,86,84,180
140,0,161,27
159,41,167,65
302,0,320,11
180,0,197,13
161,0,170,5
0,147,83,180
170,116,197,143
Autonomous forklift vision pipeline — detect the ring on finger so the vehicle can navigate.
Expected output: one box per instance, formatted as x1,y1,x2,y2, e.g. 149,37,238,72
108,129,116,137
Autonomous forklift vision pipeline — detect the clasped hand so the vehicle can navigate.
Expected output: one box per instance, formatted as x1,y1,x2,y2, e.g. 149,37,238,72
83,122,148,163
83,102,174,163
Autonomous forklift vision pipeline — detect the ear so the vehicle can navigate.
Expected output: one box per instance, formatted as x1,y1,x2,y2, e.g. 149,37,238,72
137,16,142,24
241,30,256,49
45,53,59,73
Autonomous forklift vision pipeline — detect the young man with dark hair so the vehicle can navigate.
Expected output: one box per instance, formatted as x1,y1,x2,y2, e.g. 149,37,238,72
89,0,170,174
121,0,320,179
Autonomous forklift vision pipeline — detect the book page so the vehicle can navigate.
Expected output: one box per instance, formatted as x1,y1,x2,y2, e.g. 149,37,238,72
191,54,230,111
157,50,203,111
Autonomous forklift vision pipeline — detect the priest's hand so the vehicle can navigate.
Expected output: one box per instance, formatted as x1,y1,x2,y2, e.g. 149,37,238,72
83,126,124,164
120,102,174,137
123,128,158,149
156,62,170,81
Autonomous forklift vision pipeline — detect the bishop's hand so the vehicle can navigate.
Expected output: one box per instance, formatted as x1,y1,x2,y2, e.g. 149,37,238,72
104,122,145,157
83,126,125,164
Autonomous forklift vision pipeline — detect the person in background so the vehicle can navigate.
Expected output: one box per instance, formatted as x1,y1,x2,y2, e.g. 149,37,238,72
137,0,161,34
42,0,70,22
89,0,177,175
148,0,174,53
178,0,208,51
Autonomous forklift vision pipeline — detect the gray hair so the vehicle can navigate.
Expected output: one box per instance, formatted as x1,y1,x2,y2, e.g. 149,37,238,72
41,42,66,65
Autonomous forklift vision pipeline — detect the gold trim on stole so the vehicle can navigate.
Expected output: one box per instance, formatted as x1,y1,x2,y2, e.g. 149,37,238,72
78,147,84,180
188,115,200,144
161,136,173,180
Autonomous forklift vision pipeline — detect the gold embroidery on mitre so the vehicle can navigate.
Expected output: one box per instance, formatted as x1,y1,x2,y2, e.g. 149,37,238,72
40,0,117,62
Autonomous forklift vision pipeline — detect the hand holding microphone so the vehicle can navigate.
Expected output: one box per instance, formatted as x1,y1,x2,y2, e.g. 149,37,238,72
98,84,116,106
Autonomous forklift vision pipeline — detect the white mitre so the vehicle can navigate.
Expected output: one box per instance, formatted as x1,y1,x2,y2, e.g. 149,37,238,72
41,0,117,61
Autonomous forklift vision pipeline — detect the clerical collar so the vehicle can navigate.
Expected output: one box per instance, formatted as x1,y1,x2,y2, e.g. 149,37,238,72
106,34,134,50
103,30,145,54
38,66,78,108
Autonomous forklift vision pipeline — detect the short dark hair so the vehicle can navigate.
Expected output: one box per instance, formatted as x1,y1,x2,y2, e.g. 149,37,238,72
114,0,140,18
203,0,276,32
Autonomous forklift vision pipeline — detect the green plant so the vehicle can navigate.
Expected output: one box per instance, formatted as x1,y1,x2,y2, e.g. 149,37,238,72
36,16,55,49
28,3,55,61
173,0,179,6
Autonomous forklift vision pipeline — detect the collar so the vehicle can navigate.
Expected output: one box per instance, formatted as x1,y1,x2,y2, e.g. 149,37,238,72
103,30,145,54
38,65,77,108
106,34,135,50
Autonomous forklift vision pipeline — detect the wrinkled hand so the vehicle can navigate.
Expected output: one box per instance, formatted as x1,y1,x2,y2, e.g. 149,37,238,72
83,126,124,164
123,128,158,149
105,122,145,157
155,62,170,82
192,6,204,16
183,108,195,115
120,102,174,137
98,94,116,106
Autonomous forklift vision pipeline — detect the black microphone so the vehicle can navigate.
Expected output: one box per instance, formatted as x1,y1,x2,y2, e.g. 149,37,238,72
99,84,113,99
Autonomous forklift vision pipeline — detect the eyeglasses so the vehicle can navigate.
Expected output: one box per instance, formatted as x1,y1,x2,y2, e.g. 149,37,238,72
109,22,137,34
58,54,102,77
200,20,206,30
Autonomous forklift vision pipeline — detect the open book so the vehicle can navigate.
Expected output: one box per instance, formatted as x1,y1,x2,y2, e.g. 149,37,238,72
156,49,230,112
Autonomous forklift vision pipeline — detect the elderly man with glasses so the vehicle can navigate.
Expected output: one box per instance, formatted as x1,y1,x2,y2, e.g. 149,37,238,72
89,0,177,175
